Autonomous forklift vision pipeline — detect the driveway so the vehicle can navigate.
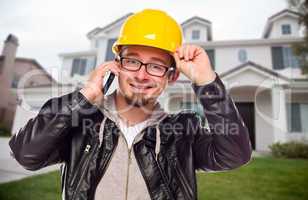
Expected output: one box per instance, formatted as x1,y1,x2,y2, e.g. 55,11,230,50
0,137,59,184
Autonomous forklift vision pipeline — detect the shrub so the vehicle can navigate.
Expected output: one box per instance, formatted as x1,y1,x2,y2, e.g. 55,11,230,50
0,123,10,137
269,141,308,159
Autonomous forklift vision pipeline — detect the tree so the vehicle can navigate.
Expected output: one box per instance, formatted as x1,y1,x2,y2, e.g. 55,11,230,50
288,0,308,74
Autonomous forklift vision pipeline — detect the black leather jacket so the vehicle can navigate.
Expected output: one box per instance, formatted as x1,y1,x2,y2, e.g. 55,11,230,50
9,75,252,200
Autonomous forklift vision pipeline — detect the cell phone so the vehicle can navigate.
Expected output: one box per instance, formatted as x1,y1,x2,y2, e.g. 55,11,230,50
102,56,120,95
102,72,115,95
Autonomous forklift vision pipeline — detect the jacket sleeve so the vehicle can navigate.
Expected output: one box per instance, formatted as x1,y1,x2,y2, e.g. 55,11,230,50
192,74,252,171
9,90,96,171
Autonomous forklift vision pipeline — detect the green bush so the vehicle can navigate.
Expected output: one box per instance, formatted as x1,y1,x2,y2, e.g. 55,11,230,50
0,123,10,137
269,141,308,159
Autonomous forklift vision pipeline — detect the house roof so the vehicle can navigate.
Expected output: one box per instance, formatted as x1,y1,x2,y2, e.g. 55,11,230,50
87,13,133,39
0,55,57,84
262,9,301,38
181,16,212,41
220,61,290,81
181,16,212,26
268,9,301,21
87,14,214,40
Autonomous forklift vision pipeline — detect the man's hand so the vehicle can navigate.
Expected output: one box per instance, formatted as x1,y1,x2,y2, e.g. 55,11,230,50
173,45,216,85
80,61,120,104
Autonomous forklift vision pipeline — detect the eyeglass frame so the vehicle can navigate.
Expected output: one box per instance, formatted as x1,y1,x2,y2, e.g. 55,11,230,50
116,56,176,77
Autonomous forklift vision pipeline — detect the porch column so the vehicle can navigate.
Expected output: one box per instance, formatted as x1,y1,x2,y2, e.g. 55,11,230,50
271,85,288,143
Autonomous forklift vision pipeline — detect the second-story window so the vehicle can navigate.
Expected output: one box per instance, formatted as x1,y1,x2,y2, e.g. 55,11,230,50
71,58,87,77
105,38,118,61
192,30,200,40
281,24,291,35
271,46,299,69
283,47,299,68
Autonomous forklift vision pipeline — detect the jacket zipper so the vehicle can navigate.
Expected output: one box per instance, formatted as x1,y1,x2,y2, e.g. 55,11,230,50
69,144,92,187
72,141,98,200
173,160,193,200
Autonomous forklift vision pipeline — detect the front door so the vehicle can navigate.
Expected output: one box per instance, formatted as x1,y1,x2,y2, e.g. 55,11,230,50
235,102,255,150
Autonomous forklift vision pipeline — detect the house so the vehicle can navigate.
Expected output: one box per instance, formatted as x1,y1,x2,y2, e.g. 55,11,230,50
0,34,58,131
13,9,308,152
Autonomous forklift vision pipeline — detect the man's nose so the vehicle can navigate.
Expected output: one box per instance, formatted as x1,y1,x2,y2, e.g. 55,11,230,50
135,64,149,80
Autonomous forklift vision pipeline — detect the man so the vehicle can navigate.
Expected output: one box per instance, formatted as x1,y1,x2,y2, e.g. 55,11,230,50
9,9,252,200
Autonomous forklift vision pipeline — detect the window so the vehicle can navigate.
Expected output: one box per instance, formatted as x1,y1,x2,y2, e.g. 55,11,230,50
282,47,299,68
282,24,291,35
105,38,117,61
11,74,19,88
180,101,209,128
271,46,299,69
287,103,308,133
192,30,200,40
71,57,97,77
180,101,204,117
71,58,87,77
238,49,247,63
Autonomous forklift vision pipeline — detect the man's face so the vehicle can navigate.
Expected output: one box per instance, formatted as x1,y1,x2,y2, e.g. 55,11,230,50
117,45,174,107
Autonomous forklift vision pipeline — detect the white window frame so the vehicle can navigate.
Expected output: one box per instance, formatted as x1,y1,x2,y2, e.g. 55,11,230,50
192,30,200,40
281,24,291,35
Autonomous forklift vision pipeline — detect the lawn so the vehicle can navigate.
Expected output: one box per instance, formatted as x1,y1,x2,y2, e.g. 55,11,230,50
0,157,307,200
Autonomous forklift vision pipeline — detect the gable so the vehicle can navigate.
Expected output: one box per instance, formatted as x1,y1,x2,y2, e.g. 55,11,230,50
262,9,301,38
221,61,289,88
181,18,212,42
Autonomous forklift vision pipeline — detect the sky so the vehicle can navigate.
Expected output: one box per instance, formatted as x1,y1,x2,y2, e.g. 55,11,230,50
0,0,288,78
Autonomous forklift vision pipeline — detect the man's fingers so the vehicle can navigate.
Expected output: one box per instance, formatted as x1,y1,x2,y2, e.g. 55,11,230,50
184,45,190,61
173,51,182,70
107,65,120,76
97,61,120,76
178,46,184,59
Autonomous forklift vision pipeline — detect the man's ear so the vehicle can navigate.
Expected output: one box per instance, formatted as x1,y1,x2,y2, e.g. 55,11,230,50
168,69,180,84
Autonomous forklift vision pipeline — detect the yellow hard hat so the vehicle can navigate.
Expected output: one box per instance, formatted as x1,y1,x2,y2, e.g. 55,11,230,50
112,9,183,54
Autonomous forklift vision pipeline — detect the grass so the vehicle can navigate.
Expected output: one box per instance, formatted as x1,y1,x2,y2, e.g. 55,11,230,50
197,157,308,200
0,157,307,200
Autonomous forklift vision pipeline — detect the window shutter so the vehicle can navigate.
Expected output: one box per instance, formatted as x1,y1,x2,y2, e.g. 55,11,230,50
271,47,284,70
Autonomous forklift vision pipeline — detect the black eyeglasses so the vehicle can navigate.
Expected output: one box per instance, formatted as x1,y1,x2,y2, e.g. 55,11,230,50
118,57,174,77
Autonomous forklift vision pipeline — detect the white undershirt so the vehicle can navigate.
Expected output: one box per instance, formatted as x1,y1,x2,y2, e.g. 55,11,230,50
118,119,149,149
